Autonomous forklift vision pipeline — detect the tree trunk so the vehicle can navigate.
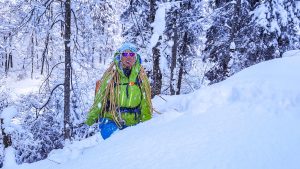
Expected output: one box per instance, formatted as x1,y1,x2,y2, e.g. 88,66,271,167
8,53,12,69
170,10,178,95
1,54,3,68
149,0,156,23
151,36,162,97
4,36,8,75
5,53,8,75
92,46,95,68
41,33,50,75
64,0,72,141
149,0,161,97
31,33,34,79
0,119,11,148
176,59,183,95
8,33,12,69
176,32,188,95
4,34,13,76
231,0,241,37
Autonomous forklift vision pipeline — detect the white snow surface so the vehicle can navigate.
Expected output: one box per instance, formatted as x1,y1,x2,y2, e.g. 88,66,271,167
3,50,300,169
282,50,300,58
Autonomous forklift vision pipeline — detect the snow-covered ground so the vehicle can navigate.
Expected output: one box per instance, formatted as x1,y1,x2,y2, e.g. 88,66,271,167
2,50,300,169
0,76,43,100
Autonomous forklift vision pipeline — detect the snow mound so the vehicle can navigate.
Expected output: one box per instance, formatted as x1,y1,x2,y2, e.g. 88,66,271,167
0,107,19,134
4,50,300,169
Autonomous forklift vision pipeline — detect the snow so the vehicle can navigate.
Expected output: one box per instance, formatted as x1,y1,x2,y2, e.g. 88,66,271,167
97,103,102,109
230,41,236,50
3,50,300,169
270,20,280,34
0,107,18,122
0,76,43,100
296,1,300,10
282,50,300,58
2,148,18,168
250,1,293,34
250,3,269,29
149,3,166,48
0,107,18,134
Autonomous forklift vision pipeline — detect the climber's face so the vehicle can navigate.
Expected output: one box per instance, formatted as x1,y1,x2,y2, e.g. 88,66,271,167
121,49,136,69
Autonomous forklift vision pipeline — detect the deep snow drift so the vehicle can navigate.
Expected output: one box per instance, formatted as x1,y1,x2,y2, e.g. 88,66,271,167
3,50,300,169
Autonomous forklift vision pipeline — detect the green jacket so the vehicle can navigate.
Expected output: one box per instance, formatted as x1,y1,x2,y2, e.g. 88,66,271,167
85,54,152,127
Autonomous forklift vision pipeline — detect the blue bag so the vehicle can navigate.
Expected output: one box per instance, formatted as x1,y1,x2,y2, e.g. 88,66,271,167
99,118,119,140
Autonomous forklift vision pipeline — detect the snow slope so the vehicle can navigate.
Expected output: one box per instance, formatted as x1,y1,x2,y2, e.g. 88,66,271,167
3,50,300,169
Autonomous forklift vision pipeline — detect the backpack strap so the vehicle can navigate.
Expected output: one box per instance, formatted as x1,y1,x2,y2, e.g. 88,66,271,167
116,106,141,121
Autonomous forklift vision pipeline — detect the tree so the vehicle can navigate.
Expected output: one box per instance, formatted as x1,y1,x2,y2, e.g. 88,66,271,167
64,0,72,141
164,0,202,95
0,0,125,164
204,0,300,84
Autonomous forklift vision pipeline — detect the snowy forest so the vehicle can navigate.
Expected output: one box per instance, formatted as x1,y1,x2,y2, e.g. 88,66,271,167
0,0,300,168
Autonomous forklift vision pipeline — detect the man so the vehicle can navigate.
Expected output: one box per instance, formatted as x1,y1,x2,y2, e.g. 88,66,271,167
85,42,152,139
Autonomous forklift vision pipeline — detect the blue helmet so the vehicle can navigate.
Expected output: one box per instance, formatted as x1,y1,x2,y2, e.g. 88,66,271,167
117,42,138,53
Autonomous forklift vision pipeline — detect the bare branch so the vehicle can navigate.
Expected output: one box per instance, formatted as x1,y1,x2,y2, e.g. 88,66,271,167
71,9,79,36
73,39,86,58
39,62,64,94
41,33,50,75
14,8,36,34
50,19,65,29
37,0,56,23
33,83,64,112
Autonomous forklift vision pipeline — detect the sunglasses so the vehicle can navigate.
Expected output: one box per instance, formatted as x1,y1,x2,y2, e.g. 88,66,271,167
122,52,135,57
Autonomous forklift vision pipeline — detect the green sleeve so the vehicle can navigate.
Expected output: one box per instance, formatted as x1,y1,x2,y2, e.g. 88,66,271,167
140,76,152,122
85,74,111,126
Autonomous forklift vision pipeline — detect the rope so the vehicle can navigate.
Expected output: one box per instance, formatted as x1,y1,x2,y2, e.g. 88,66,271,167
94,63,155,128
139,66,154,115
